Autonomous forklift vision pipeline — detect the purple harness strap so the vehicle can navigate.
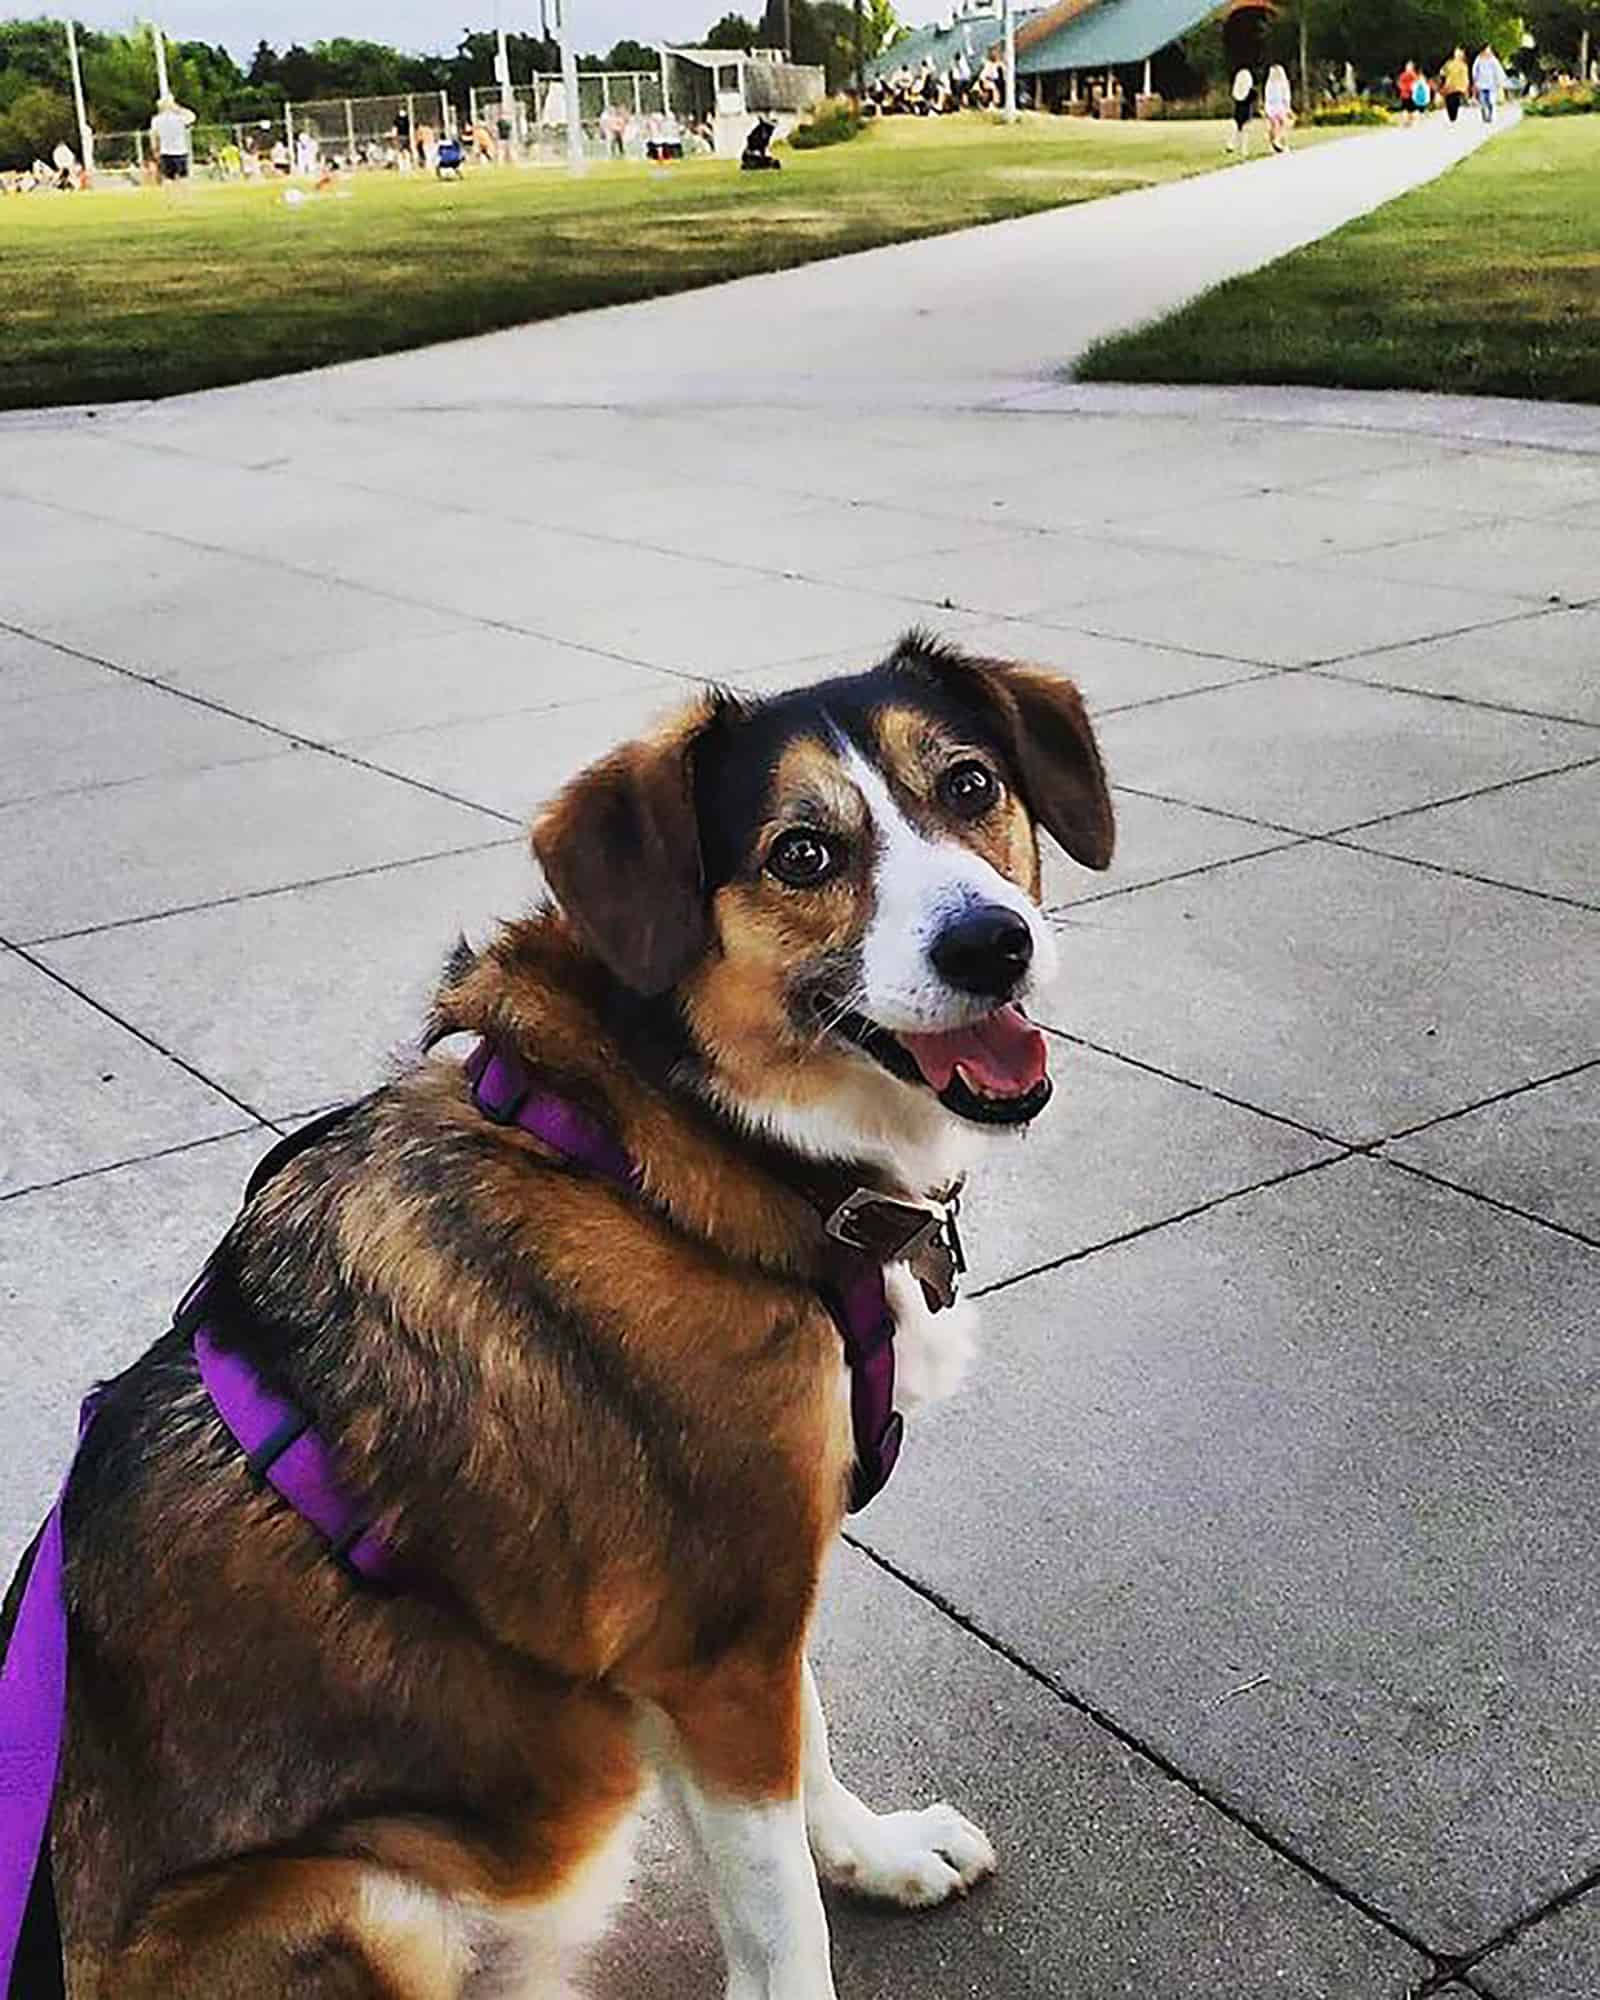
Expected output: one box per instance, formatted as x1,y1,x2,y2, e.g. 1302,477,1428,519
465,1038,904,1511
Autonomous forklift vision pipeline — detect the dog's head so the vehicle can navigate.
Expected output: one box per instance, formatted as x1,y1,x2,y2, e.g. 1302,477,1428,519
534,635,1112,1166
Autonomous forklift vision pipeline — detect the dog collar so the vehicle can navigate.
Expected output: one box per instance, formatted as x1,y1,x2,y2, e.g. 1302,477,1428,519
465,1037,925,1510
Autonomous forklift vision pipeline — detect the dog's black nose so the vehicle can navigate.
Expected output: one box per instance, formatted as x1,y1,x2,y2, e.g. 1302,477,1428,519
930,905,1033,998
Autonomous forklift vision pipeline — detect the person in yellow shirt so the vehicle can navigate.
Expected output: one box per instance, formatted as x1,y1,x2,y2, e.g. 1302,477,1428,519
1442,48,1470,124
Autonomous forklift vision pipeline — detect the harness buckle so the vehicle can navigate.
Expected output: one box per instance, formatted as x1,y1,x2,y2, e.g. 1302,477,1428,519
824,1188,944,1266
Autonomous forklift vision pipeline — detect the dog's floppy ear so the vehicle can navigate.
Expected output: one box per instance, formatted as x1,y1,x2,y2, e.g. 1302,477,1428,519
533,695,724,995
908,638,1115,871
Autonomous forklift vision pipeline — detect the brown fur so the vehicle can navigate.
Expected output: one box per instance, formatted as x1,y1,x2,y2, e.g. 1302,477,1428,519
48,638,1112,1997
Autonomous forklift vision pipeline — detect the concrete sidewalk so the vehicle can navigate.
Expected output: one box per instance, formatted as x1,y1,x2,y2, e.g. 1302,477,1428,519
3,113,1597,1999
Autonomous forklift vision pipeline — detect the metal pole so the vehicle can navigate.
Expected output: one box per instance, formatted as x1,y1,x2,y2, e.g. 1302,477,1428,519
149,16,170,99
496,8,516,134
854,0,864,98
557,0,583,167
345,96,355,159
1003,0,1017,118
65,17,94,177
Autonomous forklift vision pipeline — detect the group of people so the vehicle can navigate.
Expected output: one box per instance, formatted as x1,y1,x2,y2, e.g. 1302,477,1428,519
1397,47,1508,125
1226,65,1297,157
868,52,1010,117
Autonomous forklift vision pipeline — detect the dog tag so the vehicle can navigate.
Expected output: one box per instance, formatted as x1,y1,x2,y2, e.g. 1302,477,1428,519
912,1215,962,1314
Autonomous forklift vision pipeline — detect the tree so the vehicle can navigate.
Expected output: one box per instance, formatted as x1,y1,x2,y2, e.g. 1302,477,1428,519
0,80,74,165
703,13,760,48
858,0,909,62
603,39,660,69
1523,0,1600,73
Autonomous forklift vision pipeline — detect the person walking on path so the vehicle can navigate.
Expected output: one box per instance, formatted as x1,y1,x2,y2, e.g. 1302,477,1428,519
1228,67,1256,156
1396,59,1421,125
1442,48,1470,123
1473,45,1508,122
1263,64,1294,152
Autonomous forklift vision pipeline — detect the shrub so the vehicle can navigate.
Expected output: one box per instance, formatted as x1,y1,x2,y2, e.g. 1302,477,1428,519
1310,98,1392,126
789,98,863,149
1526,84,1598,116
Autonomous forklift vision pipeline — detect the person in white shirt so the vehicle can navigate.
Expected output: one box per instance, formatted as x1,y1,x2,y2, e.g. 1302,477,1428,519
150,96,194,181
1472,45,1508,121
1263,64,1293,152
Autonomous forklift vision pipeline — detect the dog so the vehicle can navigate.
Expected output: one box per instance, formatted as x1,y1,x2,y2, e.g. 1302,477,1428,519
30,631,1113,1998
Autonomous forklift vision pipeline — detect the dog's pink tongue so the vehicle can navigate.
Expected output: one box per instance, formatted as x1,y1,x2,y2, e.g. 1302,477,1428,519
899,1006,1048,1097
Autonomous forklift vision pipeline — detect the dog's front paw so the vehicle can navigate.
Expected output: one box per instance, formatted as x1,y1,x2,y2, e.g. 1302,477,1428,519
814,1800,996,1908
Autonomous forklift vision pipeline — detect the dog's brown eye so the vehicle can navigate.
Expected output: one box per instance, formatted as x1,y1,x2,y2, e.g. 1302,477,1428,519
939,761,998,818
767,830,839,886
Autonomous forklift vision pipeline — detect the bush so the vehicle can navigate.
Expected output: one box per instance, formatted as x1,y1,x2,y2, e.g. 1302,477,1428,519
789,97,863,149
1310,98,1392,126
1526,84,1599,116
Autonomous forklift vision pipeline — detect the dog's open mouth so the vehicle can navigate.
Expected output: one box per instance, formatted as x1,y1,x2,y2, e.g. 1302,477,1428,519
831,1004,1053,1127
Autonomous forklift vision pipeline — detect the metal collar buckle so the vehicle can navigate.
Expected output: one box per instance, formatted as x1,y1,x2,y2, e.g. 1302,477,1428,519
824,1188,967,1311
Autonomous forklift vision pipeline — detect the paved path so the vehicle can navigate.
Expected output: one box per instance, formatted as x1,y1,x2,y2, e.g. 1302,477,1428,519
3,111,1598,2000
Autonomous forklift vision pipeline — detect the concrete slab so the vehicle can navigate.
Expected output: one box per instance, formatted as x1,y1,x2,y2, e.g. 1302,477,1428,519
0,751,504,942
1080,563,1529,670
1321,606,1600,726
960,1034,1338,1291
1347,762,1600,907
1119,488,1491,562
38,843,534,1123
1034,843,1600,1144
944,615,1278,715
851,1158,1600,1947
345,682,695,823
1474,1890,1600,2000
1094,676,1598,835
1304,448,1600,524
16,541,466,683
595,1543,1428,2000
0,680,283,808
0,628,119,704
840,531,1219,624
1384,1066,1600,1242
1041,788,1301,908
149,625,675,744
0,1130,267,1562
1322,515,1600,609
0,950,249,1195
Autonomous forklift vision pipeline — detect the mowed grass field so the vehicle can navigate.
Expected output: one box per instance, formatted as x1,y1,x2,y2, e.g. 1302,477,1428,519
1080,115,1600,403
0,113,1328,409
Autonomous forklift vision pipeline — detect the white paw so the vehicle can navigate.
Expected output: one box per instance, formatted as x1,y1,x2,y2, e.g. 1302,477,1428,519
814,1800,996,1909
885,1268,979,1412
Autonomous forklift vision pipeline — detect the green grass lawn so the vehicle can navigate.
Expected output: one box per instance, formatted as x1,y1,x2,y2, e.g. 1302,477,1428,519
0,113,1329,410
1079,116,1600,404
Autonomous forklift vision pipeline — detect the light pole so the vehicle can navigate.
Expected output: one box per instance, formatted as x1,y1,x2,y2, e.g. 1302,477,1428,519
1002,0,1017,118
64,16,94,178
147,15,170,100
494,1,516,148
556,0,583,168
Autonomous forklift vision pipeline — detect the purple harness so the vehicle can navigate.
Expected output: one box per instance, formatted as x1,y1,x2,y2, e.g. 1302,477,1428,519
0,1038,929,1990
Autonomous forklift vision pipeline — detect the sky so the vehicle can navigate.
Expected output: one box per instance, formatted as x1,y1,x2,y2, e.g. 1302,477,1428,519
67,3,717,62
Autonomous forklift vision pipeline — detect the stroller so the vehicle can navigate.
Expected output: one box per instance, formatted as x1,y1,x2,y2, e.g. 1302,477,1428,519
435,133,464,178
741,117,781,170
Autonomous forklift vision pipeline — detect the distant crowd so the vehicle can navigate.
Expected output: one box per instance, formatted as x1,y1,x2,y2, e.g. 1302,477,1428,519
867,53,1011,117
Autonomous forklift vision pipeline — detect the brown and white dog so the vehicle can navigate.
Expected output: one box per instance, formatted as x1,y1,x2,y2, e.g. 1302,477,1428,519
46,632,1112,1998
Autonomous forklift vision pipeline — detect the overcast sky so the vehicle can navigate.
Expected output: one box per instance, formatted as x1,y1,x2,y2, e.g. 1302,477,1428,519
69,3,716,62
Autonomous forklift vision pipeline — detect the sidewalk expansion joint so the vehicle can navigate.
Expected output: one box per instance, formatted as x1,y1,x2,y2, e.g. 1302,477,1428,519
1376,1153,1600,1253
1304,660,1600,734
839,1536,1444,1976
1384,1059,1599,1146
18,835,522,950
0,1124,265,1207
972,1149,1352,1300
1321,750,1600,843
8,942,276,1131
0,617,521,830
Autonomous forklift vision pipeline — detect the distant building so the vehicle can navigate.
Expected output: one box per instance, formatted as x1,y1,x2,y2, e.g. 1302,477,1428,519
869,0,1230,108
